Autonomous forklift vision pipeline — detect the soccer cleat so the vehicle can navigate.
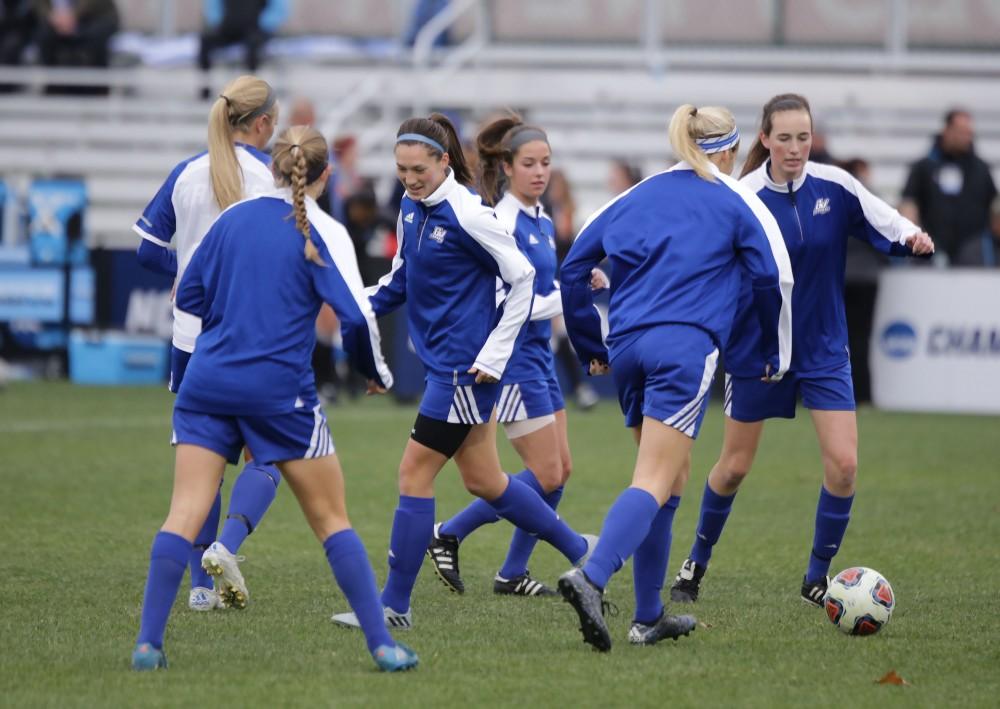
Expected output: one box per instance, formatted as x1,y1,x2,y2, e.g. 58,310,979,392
627,611,698,646
557,568,611,652
801,575,830,607
131,643,167,671
373,642,419,672
575,534,599,568
493,571,557,597
331,605,413,630
670,558,707,603
200,541,249,609
188,586,221,612
426,523,464,594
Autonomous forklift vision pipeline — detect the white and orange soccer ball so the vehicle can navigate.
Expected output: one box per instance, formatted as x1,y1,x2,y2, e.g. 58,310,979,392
823,567,895,636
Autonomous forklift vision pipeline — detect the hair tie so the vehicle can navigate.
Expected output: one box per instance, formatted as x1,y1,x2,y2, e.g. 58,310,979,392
219,94,232,107
690,107,698,117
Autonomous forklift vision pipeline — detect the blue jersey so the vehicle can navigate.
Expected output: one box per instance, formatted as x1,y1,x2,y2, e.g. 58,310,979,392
174,188,392,416
726,161,919,376
367,170,536,384
561,161,793,379
132,143,274,353
493,191,560,384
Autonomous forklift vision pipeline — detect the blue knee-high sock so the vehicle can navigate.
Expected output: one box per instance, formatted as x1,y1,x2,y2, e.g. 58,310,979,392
689,481,737,567
438,469,514,540
324,529,394,654
583,487,661,590
380,495,434,613
488,475,585,564
807,487,854,582
499,471,563,579
190,487,221,589
136,531,191,649
632,495,681,624
217,463,281,553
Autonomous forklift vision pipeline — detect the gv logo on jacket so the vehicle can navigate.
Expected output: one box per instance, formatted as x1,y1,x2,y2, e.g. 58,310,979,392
813,197,831,216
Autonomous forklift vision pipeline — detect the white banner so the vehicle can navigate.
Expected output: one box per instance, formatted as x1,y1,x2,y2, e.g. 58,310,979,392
870,269,1000,414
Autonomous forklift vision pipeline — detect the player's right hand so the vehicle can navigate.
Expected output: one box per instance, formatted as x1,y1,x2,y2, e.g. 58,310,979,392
366,380,387,395
589,359,610,376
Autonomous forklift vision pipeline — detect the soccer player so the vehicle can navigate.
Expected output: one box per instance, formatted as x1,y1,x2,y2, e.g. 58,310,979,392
131,125,418,673
557,104,793,652
669,93,935,607
134,75,285,611
427,115,606,597
331,114,596,630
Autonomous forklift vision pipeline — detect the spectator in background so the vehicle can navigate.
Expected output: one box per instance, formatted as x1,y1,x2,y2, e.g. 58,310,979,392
325,135,364,224
607,158,642,196
955,196,1000,267
1,0,36,67
809,124,835,164
543,169,598,410
199,0,289,98
287,95,316,128
900,109,998,263
35,0,119,94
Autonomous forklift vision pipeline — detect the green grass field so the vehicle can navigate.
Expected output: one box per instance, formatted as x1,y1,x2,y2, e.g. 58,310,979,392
2,382,999,708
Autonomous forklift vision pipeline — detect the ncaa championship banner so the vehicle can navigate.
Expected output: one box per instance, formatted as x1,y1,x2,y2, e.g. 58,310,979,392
870,269,1000,414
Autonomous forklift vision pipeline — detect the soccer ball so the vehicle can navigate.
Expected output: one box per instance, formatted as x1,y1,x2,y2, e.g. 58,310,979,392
823,567,895,636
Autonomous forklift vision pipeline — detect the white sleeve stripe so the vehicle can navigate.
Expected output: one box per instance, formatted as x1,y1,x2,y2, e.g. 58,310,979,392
719,172,794,378
133,223,171,248
807,163,918,244
307,202,394,389
450,191,535,379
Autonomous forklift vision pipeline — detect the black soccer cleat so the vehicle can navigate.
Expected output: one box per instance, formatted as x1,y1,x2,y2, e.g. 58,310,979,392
627,610,698,646
426,523,464,594
558,568,612,652
800,575,829,607
670,558,706,603
493,571,557,597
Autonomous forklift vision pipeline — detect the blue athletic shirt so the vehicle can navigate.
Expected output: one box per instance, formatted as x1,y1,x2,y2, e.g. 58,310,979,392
560,161,794,379
726,160,919,376
174,188,392,415
493,191,560,383
367,169,536,384
132,143,274,353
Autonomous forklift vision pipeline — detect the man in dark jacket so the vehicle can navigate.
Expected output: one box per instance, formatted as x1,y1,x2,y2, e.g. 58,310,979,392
900,109,998,263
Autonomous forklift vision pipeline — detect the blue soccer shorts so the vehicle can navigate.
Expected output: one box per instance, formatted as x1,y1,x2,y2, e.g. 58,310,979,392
496,375,566,423
172,404,334,465
611,324,719,439
419,378,499,425
724,360,856,422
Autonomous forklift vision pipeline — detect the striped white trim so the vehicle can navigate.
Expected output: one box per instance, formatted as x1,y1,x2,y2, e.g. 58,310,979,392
724,373,733,418
132,223,171,248
663,348,719,438
497,383,528,423
458,386,484,424
305,404,326,457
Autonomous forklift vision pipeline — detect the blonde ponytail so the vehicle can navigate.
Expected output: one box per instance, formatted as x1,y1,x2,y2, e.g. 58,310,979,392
272,125,329,266
207,75,277,210
667,104,738,182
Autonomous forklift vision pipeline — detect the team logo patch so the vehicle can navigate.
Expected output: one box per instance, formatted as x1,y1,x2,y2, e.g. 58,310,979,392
429,226,447,243
404,212,415,223
813,197,831,215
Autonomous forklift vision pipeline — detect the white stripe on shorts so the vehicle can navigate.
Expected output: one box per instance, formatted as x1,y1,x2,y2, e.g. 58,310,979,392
664,348,719,436
305,404,324,457
724,373,733,417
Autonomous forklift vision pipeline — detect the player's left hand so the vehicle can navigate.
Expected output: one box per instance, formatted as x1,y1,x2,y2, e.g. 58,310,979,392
906,232,935,256
468,367,498,384
366,380,387,395
589,359,610,376
590,268,610,291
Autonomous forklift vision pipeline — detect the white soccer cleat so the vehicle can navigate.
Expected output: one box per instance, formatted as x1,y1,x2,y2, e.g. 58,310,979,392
200,542,249,609
331,606,413,630
188,586,222,611
575,534,599,568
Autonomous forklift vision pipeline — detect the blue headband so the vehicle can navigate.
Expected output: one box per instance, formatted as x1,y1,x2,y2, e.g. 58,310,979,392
696,128,740,154
396,133,446,154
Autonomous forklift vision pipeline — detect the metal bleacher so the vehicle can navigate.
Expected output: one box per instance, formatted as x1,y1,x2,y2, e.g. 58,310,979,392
1,0,999,250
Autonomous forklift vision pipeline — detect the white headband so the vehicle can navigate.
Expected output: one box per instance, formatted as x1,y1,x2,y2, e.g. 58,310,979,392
696,128,740,154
